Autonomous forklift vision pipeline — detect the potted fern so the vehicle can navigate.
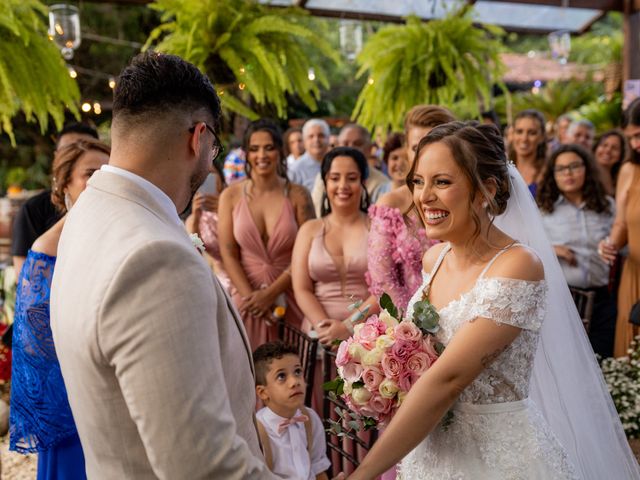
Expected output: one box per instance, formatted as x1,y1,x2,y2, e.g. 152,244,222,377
145,0,340,120
352,6,505,132
1,0,80,146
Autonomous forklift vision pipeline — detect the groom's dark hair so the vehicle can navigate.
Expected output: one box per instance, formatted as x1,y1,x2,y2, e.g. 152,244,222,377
112,52,221,130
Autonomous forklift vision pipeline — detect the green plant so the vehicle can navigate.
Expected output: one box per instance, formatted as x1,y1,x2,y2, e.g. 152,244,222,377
352,7,506,132
600,336,640,438
0,0,80,145
6,166,27,187
145,0,340,120
577,93,622,133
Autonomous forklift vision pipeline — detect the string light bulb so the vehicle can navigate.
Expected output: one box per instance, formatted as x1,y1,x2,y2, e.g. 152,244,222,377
108,76,116,89
238,82,246,90
367,77,374,85
308,68,316,81
68,66,77,79
93,102,102,115
81,102,91,113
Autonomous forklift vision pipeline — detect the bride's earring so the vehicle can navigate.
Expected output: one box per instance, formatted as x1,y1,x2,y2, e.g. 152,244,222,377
482,200,488,209
64,192,73,212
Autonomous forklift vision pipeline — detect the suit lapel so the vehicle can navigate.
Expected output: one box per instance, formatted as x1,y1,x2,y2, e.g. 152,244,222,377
214,274,255,377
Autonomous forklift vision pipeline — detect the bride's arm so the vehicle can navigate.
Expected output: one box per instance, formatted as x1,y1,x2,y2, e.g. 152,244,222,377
349,247,544,480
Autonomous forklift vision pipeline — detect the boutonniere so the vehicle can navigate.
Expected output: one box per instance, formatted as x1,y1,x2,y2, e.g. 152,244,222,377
189,233,205,254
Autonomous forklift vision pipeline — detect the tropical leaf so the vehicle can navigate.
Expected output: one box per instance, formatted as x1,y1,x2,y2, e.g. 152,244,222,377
353,9,505,131
145,0,339,120
0,0,80,145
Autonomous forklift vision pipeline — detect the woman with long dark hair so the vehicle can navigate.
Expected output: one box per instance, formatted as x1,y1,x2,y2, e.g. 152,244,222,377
509,109,547,196
593,129,626,197
538,144,616,357
218,119,314,349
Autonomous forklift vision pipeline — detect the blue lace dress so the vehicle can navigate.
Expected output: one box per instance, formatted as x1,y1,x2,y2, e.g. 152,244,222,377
9,250,86,479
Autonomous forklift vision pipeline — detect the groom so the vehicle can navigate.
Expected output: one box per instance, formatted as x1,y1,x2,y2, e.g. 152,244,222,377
50,53,276,478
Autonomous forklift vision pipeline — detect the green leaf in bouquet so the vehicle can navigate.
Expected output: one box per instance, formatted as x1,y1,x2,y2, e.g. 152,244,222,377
412,299,440,335
380,292,399,319
435,342,446,356
331,339,343,347
323,377,345,396
348,420,361,431
352,381,365,389
363,417,378,430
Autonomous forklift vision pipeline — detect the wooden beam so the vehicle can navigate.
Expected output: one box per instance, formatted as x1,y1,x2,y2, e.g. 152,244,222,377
480,0,624,11
623,0,640,81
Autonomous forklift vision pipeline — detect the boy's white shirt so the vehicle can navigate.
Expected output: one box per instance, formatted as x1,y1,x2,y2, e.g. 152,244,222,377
256,406,331,479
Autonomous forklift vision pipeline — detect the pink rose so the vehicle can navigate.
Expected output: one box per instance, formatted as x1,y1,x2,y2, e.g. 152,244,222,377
362,366,384,391
356,324,379,350
394,322,422,343
336,339,352,367
365,315,387,335
423,337,440,363
391,340,420,361
340,362,364,384
397,370,417,392
406,352,431,375
367,394,394,416
381,354,402,379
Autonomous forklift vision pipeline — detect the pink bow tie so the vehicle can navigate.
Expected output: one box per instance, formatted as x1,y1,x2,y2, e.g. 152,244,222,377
277,414,309,435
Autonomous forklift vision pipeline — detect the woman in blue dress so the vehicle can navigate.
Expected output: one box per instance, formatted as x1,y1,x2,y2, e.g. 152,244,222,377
10,139,110,479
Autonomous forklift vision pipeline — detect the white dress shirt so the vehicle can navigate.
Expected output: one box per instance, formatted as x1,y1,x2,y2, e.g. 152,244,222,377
101,165,183,228
256,406,331,479
541,195,615,288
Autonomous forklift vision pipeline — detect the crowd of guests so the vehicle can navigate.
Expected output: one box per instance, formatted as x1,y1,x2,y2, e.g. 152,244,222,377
6,83,640,477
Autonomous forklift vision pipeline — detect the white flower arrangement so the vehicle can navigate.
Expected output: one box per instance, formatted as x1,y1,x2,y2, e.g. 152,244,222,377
600,336,640,439
189,233,205,254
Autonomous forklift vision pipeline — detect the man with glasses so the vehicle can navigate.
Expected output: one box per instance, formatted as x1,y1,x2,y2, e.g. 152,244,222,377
50,52,277,478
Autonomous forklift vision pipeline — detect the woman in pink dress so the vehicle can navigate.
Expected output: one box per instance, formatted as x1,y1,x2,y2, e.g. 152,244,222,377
218,119,315,350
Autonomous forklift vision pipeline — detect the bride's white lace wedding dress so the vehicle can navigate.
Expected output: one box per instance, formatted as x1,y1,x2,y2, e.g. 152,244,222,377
400,243,578,479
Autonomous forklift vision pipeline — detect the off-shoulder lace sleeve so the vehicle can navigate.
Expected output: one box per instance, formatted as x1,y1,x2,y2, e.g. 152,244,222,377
365,204,427,311
470,278,547,331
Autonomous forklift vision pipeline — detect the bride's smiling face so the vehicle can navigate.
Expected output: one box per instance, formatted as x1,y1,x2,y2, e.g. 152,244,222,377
411,142,483,242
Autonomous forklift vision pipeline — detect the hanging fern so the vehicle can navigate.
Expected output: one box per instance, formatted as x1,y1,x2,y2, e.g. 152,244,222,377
145,0,340,119
352,7,506,132
0,0,80,145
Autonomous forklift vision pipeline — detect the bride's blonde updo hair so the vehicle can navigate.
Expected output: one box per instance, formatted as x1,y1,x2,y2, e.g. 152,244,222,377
407,121,510,240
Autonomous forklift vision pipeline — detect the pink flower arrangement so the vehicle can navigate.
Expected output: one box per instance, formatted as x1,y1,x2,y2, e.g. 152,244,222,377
333,309,441,428
365,205,435,312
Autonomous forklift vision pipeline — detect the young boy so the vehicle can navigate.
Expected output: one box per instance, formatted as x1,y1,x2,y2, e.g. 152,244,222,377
254,341,331,480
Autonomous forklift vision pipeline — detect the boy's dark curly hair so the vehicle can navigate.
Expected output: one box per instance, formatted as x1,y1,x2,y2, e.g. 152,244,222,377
253,341,300,386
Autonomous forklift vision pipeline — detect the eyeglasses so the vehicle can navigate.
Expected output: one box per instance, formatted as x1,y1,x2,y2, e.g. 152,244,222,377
554,162,585,175
189,123,224,162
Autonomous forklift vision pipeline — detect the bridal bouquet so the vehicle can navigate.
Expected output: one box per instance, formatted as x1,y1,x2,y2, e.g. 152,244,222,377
325,293,443,430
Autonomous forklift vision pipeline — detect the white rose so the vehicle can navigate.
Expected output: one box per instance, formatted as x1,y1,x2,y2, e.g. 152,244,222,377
376,335,394,350
351,387,372,405
348,343,367,362
343,381,353,395
379,379,400,399
361,348,384,366
379,309,400,329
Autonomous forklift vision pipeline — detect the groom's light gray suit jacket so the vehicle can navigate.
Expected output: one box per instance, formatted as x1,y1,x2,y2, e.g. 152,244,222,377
51,170,275,479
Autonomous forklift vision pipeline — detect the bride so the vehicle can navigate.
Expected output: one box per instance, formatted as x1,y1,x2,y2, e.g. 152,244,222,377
347,122,640,479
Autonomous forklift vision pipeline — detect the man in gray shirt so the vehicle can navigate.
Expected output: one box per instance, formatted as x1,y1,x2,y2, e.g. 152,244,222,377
288,118,330,191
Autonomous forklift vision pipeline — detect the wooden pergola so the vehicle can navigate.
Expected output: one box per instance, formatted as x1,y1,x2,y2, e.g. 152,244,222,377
87,0,640,82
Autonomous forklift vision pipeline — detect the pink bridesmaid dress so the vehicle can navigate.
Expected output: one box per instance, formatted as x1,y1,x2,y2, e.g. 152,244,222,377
230,186,304,350
305,219,371,475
